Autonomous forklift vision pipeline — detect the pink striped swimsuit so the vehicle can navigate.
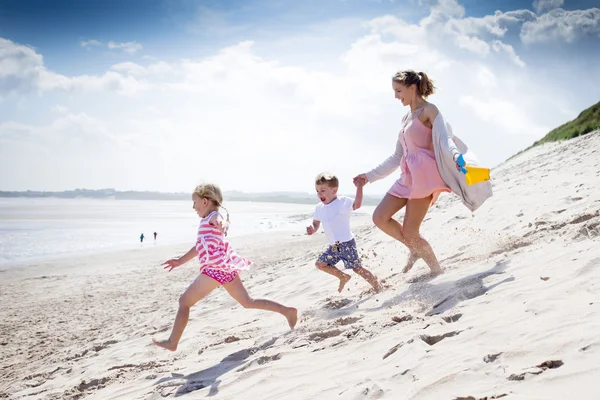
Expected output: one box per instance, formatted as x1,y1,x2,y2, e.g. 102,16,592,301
197,211,252,285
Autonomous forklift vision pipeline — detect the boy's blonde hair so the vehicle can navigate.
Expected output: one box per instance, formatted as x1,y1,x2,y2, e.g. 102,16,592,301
193,183,229,222
315,172,339,188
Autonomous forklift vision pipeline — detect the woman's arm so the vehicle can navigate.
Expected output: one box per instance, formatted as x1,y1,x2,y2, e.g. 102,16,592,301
363,138,403,184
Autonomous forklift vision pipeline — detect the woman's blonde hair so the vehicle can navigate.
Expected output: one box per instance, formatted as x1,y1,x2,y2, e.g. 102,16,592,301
193,183,229,222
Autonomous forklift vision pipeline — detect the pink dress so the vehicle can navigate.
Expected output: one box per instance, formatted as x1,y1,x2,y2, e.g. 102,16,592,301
387,109,450,205
197,211,252,284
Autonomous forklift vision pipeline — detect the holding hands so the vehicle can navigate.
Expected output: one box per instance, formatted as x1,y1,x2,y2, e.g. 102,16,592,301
353,174,368,188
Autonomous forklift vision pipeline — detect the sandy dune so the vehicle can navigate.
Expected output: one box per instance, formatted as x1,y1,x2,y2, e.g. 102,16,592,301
1,132,600,400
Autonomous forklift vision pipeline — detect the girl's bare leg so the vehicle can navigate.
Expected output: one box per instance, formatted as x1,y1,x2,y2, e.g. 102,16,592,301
403,197,443,275
372,194,421,270
152,274,220,351
223,276,298,329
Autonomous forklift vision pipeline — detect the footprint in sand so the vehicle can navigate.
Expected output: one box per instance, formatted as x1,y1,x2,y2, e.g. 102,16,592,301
455,394,507,400
62,377,112,398
308,329,343,342
382,342,404,360
420,331,460,346
237,354,283,372
442,313,463,323
391,315,413,324
352,384,385,399
335,316,362,326
569,211,599,225
507,359,563,381
483,353,502,363
323,298,352,309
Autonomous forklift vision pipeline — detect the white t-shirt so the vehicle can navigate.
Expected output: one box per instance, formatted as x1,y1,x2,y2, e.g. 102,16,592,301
313,196,355,245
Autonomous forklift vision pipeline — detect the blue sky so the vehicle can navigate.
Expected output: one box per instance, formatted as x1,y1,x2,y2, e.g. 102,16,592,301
1,0,599,193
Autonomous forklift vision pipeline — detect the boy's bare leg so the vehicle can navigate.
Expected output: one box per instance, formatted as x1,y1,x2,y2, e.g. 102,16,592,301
223,276,298,329
153,274,219,352
353,267,382,292
316,262,351,293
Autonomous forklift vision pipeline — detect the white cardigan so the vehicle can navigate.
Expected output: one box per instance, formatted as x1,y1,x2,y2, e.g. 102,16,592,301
365,111,492,212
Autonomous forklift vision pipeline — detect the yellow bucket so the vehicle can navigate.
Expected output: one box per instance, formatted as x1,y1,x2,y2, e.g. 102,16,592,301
465,165,490,186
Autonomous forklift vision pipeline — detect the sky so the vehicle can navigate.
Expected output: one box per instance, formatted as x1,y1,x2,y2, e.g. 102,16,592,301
1,0,599,195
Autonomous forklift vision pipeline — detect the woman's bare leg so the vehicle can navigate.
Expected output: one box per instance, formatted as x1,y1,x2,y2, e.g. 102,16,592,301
372,194,420,270
403,197,443,275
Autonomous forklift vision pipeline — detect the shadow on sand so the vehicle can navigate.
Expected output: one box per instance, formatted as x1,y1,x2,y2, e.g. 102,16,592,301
155,336,278,397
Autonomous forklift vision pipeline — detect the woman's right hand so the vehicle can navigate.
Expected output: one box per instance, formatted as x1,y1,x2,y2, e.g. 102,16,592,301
162,258,182,272
353,174,368,187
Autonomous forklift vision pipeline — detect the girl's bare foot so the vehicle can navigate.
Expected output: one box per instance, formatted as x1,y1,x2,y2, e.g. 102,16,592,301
338,273,352,292
152,338,177,352
286,307,298,329
402,252,420,273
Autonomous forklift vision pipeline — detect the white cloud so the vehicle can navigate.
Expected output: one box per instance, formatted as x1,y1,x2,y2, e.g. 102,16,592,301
0,38,147,97
455,35,490,55
521,8,600,44
107,41,143,54
492,40,525,67
533,0,564,15
80,39,103,48
111,62,147,76
0,38,45,97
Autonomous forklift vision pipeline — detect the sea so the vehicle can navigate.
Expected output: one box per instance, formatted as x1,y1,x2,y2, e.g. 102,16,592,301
0,198,375,267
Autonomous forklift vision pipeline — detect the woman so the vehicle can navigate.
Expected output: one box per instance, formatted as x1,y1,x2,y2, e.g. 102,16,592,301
354,70,491,276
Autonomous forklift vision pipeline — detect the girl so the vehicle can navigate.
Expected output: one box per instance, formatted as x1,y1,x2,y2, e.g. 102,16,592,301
354,70,491,277
152,183,298,352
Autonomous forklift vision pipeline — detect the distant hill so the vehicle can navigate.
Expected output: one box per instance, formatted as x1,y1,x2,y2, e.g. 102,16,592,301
512,100,600,159
0,188,383,206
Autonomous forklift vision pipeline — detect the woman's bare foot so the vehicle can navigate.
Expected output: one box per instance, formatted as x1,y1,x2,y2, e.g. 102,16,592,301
152,338,177,352
338,273,352,292
402,252,421,273
286,307,298,329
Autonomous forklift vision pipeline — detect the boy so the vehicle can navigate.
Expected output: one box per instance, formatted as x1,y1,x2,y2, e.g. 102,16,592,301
306,172,382,293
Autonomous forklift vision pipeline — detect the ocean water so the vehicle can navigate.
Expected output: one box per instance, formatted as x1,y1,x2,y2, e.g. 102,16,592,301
0,198,375,267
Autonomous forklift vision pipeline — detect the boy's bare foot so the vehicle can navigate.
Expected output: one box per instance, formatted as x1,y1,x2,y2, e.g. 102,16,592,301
429,268,444,277
338,274,352,293
286,307,298,330
402,252,420,273
152,338,177,352
373,282,384,293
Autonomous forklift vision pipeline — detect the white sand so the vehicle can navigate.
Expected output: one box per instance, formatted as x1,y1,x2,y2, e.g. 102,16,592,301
2,132,600,400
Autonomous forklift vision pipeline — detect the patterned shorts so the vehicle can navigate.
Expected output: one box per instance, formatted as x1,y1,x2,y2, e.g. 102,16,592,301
317,238,362,270
201,268,239,285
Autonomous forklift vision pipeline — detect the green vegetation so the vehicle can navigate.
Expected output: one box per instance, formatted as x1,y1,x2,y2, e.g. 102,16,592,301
511,100,600,159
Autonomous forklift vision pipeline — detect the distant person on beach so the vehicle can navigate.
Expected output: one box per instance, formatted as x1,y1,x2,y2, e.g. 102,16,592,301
353,70,492,277
140,233,144,243
153,232,157,241
153,183,298,352
306,173,382,293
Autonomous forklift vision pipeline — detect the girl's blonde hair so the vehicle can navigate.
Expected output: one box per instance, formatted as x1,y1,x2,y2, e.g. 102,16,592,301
193,183,229,222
